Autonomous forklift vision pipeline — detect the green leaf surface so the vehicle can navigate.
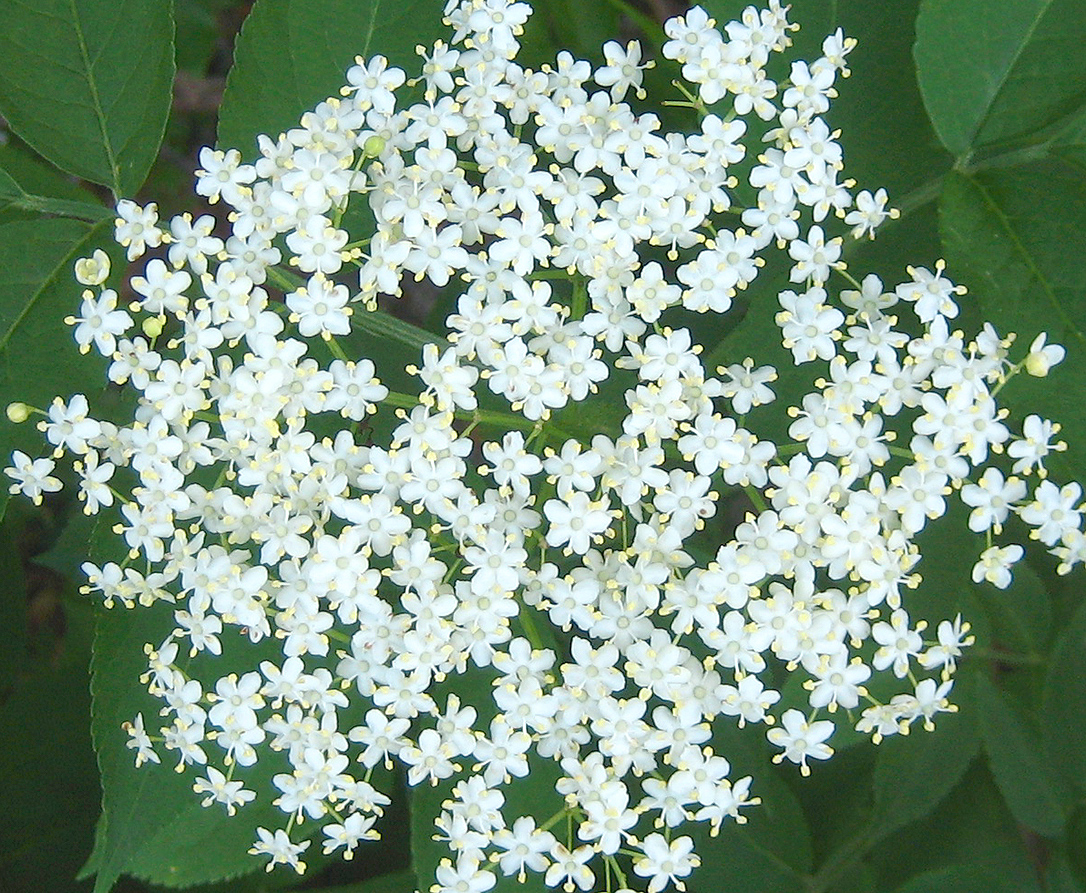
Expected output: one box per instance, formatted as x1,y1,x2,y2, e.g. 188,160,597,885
976,673,1067,836
1050,102,1086,168
0,165,112,222
525,0,622,64
0,597,100,893
1042,597,1086,799
889,862,1040,893
0,0,175,197
217,0,446,155
869,760,1041,892
1066,805,1086,893
0,142,111,222
974,558,1052,658
870,668,980,841
308,869,419,893
88,598,298,892
691,722,812,893
914,0,1086,158
174,0,224,74
938,163,1086,482
0,218,112,495
0,514,28,690
1047,853,1086,893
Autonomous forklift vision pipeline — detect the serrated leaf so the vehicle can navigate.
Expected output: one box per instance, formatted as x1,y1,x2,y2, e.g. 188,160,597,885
0,0,175,197
914,0,1086,158
217,0,445,155
939,163,1086,482
976,673,1067,837
88,599,299,892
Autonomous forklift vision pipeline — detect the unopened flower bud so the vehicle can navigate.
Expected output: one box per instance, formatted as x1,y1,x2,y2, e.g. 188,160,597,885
142,316,164,339
6,402,30,423
362,135,386,158
74,249,111,286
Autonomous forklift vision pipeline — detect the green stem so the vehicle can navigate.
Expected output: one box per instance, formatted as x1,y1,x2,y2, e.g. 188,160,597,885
353,308,444,354
571,275,587,321
517,599,546,651
267,264,303,293
327,336,349,362
381,390,578,444
744,485,768,513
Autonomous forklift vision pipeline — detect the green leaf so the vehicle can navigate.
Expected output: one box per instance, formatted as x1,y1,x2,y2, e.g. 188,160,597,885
524,0,622,64
0,166,112,222
829,1,951,198
0,218,113,497
690,722,812,893
307,869,419,893
1042,597,1086,800
870,668,980,840
914,0,1086,158
0,514,28,691
217,0,446,155
889,862,1040,893
174,0,224,74
0,598,100,893
1049,102,1086,168
869,760,1042,892
974,558,1052,658
1065,804,1086,893
0,142,111,221
1046,852,1086,893
976,673,1067,837
0,0,175,198
938,163,1086,482
88,599,297,892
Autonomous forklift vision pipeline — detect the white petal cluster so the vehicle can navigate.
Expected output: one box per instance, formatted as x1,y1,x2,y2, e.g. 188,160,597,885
6,1,1084,889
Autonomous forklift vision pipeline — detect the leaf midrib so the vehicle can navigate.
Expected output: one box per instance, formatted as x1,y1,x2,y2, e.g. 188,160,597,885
964,0,1055,155
0,219,100,355
67,0,121,197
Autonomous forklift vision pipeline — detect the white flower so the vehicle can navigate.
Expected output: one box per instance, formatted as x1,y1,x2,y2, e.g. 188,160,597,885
1024,332,1065,377
5,451,62,504
249,827,310,874
633,834,700,893
767,709,834,775
193,766,256,815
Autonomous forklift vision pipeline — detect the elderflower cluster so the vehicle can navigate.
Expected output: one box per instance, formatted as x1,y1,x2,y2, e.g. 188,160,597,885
6,1,1084,890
